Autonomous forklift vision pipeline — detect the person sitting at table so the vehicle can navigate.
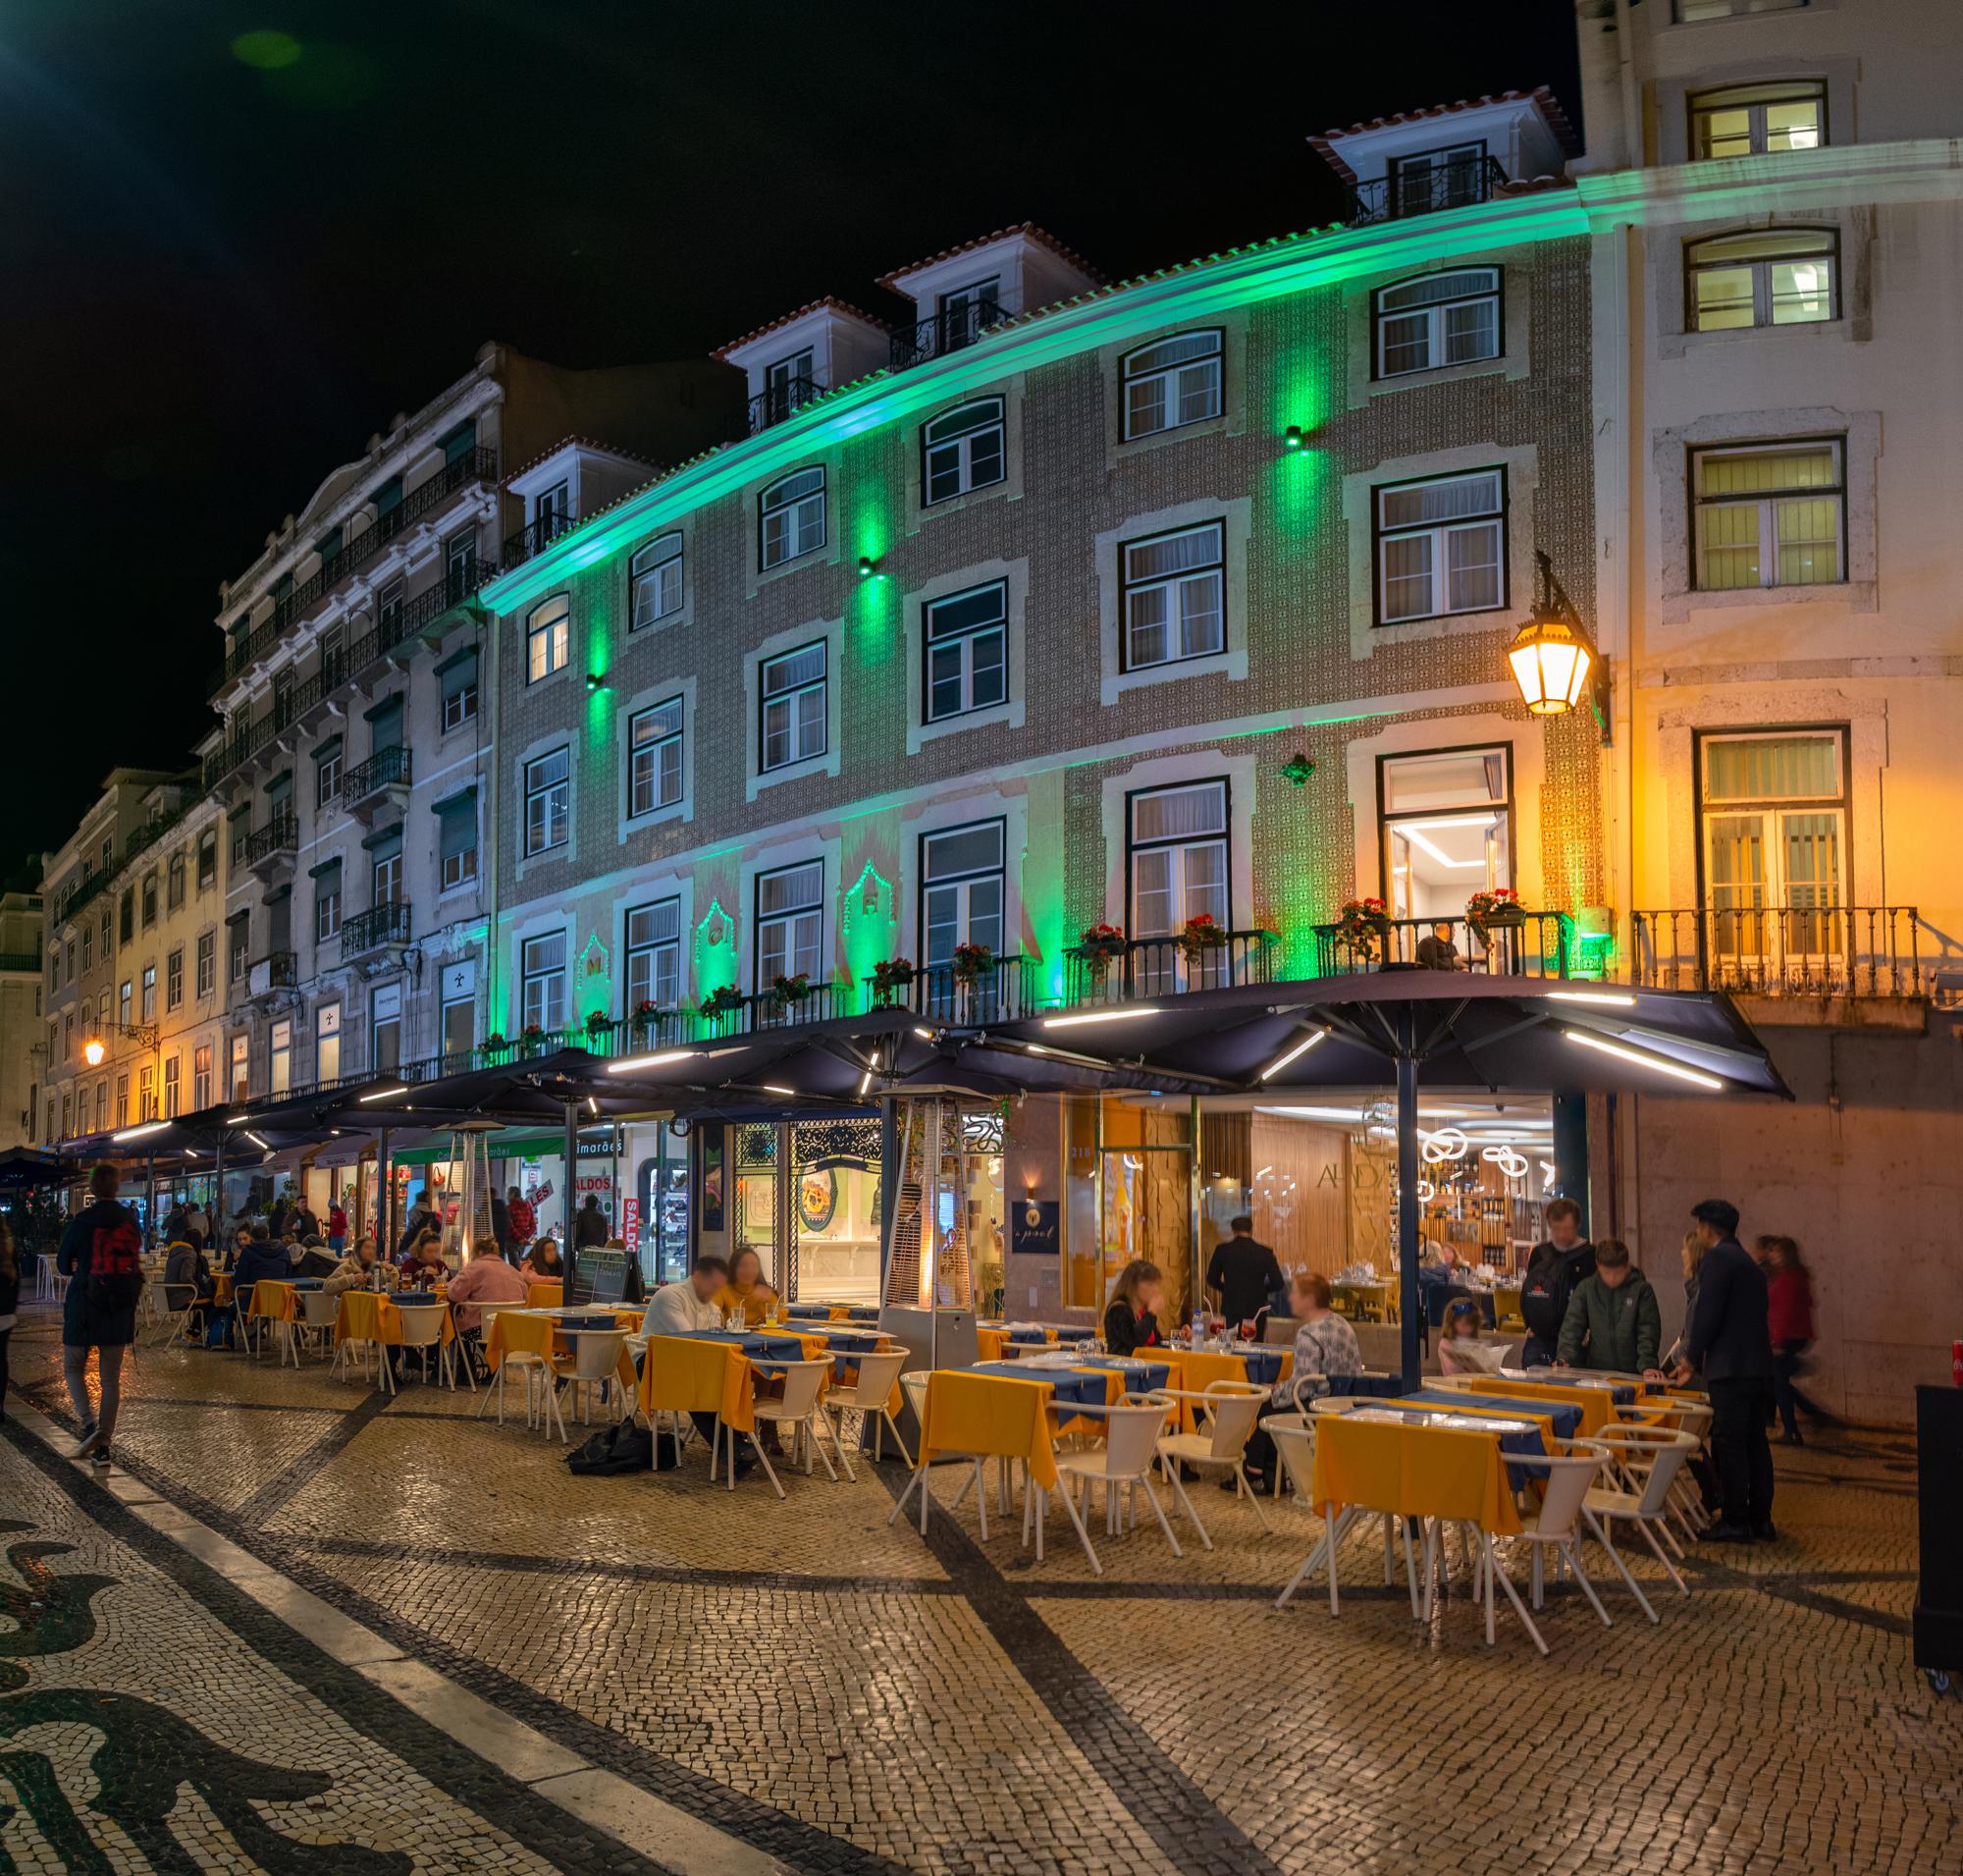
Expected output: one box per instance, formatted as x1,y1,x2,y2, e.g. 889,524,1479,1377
446,1235,530,1360
519,1238,564,1286
227,1225,292,1344
644,1255,729,1336
224,1226,251,1274
291,1238,339,1280
398,1229,448,1291
162,1236,211,1336
715,1247,778,1326
1437,1297,1507,1374
1414,921,1464,970
1103,1259,1165,1356
325,1236,382,1296
1241,1272,1366,1490
1555,1237,1661,1377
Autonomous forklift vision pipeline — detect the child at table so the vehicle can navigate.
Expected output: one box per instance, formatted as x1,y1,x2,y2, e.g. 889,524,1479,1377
1437,1297,1506,1375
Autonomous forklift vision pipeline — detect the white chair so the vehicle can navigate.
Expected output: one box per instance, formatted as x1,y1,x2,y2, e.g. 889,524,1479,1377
1053,1396,1184,1572
822,1348,911,1466
298,1288,341,1357
151,1281,200,1349
888,1372,992,1540
396,1305,465,1392
750,1357,849,1494
1475,1440,1621,1655
1582,1425,1701,1616
1264,1411,1315,1505
1154,1382,1271,1549
554,1328,628,1429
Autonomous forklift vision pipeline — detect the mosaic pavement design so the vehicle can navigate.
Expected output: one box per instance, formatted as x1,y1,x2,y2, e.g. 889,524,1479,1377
3,1302,1959,1876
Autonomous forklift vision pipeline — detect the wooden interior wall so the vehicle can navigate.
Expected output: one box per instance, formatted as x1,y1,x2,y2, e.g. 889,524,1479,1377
1248,1111,1353,1279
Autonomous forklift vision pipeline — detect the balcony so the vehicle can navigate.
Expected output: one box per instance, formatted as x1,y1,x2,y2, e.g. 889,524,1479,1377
863,955,1039,1026
339,745,412,823
0,951,41,974
1629,905,1925,1000
340,901,412,961
52,869,109,928
1061,930,1280,1009
503,509,581,567
1348,154,1510,226
241,951,298,1004
1310,912,1572,980
241,811,297,881
746,374,824,435
889,298,1007,372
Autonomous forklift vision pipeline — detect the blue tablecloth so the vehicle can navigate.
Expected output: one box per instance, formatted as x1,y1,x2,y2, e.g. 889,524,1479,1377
1323,1372,1405,1399
796,1328,884,1354
1345,1400,1552,1491
1005,1326,1052,1346
972,1362,1110,1414
1514,1370,1637,1405
1231,1345,1286,1386
394,1293,444,1307
1402,1389,1583,1443
673,1329,807,1362
1078,1355,1172,1395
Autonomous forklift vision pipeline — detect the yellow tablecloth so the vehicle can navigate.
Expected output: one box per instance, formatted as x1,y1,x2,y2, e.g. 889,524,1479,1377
1155,1346,1295,1432
1310,1412,1524,1535
212,1273,235,1306
248,1280,296,1323
638,1333,755,1434
334,1289,454,1349
1459,1374,1619,1437
916,1368,1059,1492
976,1326,1009,1362
1332,1280,1393,1323
524,1279,564,1309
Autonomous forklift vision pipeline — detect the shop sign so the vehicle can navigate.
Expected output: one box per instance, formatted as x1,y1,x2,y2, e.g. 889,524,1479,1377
1010,1199,1059,1258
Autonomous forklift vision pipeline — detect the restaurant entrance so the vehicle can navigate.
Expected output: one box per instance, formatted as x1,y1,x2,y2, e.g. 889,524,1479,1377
732,1116,884,1304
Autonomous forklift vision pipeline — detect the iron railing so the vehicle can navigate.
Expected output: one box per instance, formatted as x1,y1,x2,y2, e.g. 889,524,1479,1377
889,297,1007,371
52,870,110,928
0,951,42,973
862,955,1038,1026
1061,931,1279,1008
503,509,580,566
1629,905,1924,998
340,902,412,959
340,744,412,804
1349,154,1510,226
747,374,824,434
1311,911,1573,980
241,813,297,868
246,951,298,992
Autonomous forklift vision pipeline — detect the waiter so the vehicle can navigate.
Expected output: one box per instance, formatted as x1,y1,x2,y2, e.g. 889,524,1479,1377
1204,1214,1284,1331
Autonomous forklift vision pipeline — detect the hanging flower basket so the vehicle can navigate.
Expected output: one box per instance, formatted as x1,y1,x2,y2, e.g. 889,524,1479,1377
1335,897,1391,959
771,972,813,1006
583,1008,613,1038
699,985,745,1021
1466,887,1524,932
1078,923,1127,986
1175,913,1228,961
628,998,663,1041
950,941,994,986
871,957,916,1006
519,1023,547,1056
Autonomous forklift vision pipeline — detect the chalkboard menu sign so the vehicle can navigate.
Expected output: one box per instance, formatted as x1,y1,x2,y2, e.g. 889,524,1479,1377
571,1248,631,1306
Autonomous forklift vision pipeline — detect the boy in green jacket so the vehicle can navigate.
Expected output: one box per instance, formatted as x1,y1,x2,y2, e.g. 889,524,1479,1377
1556,1238,1662,1375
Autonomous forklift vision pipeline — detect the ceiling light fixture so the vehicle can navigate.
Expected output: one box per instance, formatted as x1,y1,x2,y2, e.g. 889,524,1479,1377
111,1120,171,1142
357,1085,410,1103
607,1049,697,1073
1546,989,1637,1008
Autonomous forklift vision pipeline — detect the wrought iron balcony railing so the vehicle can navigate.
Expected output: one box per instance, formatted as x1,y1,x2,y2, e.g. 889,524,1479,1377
340,901,412,959
340,744,412,805
240,950,297,998
889,297,1007,371
1310,911,1572,980
746,374,824,434
241,812,297,868
503,509,580,567
1629,905,1924,998
1061,931,1279,1008
863,955,1038,1025
1348,154,1510,226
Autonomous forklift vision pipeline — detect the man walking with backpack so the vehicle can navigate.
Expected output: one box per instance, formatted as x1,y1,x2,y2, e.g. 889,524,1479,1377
1519,1197,1593,1367
56,1162,144,1468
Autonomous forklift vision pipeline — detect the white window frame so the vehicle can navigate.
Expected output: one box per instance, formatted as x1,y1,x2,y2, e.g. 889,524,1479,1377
1691,438,1845,592
370,982,402,1073
625,898,682,1011
922,398,1006,506
316,872,342,942
1685,227,1837,333
628,698,684,819
924,582,1008,723
1119,521,1225,671
229,1034,248,1102
524,748,571,856
193,1044,212,1111
438,799,479,892
1127,779,1232,939
1373,269,1502,378
1374,468,1508,625
520,931,568,1032
759,642,827,773
1120,331,1223,440
1689,80,1826,161
441,657,479,731
759,466,825,571
195,931,215,998
630,533,684,630
526,595,570,683
921,820,1006,967
754,859,824,991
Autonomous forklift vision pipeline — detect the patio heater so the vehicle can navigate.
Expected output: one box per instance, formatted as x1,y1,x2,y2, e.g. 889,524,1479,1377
446,1120,501,1263
878,1096,979,1378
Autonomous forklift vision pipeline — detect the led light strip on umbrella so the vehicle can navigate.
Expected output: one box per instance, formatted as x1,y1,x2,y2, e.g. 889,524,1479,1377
607,1049,698,1073
1564,1028,1725,1090
1258,1028,1328,1082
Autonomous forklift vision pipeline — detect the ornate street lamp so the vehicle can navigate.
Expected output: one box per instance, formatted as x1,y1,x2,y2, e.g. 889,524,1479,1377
1508,551,1607,739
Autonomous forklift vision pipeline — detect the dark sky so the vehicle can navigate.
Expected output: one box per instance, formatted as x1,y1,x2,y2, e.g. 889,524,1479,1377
1,0,1579,887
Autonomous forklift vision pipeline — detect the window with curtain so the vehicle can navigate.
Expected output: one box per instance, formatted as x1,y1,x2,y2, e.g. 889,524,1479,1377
760,643,826,771
527,596,570,682
1128,780,1230,937
520,933,567,1032
1373,269,1502,377
227,1038,246,1103
625,898,682,1011
1692,440,1843,590
314,861,343,941
629,699,684,816
630,534,683,629
922,821,1006,966
370,983,402,1072
1686,227,1836,332
1690,80,1825,160
1700,729,1846,959
1376,469,1506,622
755,860,823,988
1121,522,1225,670
1121,331,1223,439
759,467,825,569
369,833,403,908
524,749,570,855
440,651,479,731
924,582,1008,721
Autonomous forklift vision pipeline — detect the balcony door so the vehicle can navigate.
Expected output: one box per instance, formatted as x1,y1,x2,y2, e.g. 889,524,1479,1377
1700,730,1847,982
1392,140,1486,216
1128,779,1230,995
921,821,1006,1020
1380,746,1512,949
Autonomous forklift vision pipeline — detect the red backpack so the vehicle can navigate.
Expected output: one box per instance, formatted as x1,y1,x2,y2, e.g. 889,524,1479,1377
87,1209,145,1312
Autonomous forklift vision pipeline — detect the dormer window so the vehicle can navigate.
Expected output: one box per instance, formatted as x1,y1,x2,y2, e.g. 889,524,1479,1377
1120,331,1223,441
761,348,819,427
759,467,826,571
1388,142,1497,218
936,277,1001,353
1690,80,1825,160
1373,269,1502,377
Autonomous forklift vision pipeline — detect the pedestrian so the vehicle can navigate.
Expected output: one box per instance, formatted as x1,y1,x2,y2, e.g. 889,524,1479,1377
1519,1197,1593,1367
573,1193,610,1250
1554,1238,1662,1375
1766,1235,1823,1445
55,1162,144,1467
326,1198,347,1253
506,1185,536,1247
490,1187,513,1262
1671,1198,1777,1543
1203,1214,1284,1333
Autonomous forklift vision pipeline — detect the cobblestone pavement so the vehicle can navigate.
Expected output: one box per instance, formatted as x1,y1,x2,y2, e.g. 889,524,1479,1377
5,1301,1958,1876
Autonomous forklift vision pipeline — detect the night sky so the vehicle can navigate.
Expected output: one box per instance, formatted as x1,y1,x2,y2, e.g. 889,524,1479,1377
2,0,1579,888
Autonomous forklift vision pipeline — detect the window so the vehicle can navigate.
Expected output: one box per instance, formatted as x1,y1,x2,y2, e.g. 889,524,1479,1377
759,467,825,570
229,816,248,869
167,853,186,910
441,984,473,1062
1120,522,1225,670
228,916,248,985
163,1054,180,1118
316,862,343,941
119,888,133,943
526,596,570,683
1129,780,1230,992
120,979,133,1029
625,898,682,1012
922,398,1006,505
1692,440,1843,589
196,831,217,889
378,577,404,636
438,794,478,890
138,1063,155,1120
193,1044,212,1111
98,912,109,961
1121,331,1223,440
440,652,478,731
924,582,1008,722
315,739,343,808
1389,141,1491,216
80,925,91,973
1677,0,1807,17
1690,80,1825,161
371,837,402,907
94,1083,106,1132
1700,729,1847,963
166,947,183,1010
316,1002,341,1083
140,965,156,1022
759,643,826,772
440,417,478,465
629,534,683,629
1373,269,1502,377
756,861,822,989
1686,227,1836,332
1375,469,1506,623
628,700,684,817
116,1076,130,1128
370,983,401,1072
922,821,1005,967
229,1035,248,1102
1380,747,1512,922
520,932,567,1032
195,931,215,998
524,749,570,855
444,526,476,597
763,347,815,424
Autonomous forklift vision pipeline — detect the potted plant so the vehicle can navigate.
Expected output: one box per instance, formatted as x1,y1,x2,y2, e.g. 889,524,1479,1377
1175,912,1228,961
1335,896,1391,961
628,998,662,1043
699,985,745,1023
950,941,993,986
1078,922,1128,986
583,1007,613,1044
771,971,813,1006
1466,886,1524,932
519,1022,547,1056
871,957,916,1006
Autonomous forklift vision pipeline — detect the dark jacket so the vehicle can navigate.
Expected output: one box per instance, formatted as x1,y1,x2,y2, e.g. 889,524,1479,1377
0,1247,19,1320
57,1200,144,1347
1103,1301,1162,1356
1557,1268,1662,1373
1521,1239,1594,1346
231,1240,292,1307
1205,1235,1284,1325
162,1241,206,1304
292,1244,339,1280
1683,1235,1774,1382
574,1204,609,1249
491,1196,512,1255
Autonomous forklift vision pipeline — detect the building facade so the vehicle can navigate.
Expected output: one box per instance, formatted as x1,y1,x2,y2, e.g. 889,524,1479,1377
0,889,45,1151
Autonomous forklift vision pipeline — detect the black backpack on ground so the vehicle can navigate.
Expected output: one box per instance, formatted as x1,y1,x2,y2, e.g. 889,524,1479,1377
1520,1242,1596,1344
566,1420,661,1475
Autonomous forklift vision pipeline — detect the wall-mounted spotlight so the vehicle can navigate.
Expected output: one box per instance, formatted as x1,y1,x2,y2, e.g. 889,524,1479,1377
856,555,886,581
1283,425,1304,451
586,670,608,691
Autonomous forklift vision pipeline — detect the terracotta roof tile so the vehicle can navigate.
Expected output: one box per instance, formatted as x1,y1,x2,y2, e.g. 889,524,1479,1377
875,222,1106,292
712,296,889,360
503,434,662,485
1307,85,1580,185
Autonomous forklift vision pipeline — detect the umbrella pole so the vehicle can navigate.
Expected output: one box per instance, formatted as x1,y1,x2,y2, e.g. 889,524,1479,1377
379,1128,393,1258
146,1151,156,1251
1397,1045,1421,1391
563,1099,579,1295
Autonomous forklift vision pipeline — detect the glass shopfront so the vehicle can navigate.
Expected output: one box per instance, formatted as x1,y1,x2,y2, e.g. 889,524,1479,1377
729,1116,884,1304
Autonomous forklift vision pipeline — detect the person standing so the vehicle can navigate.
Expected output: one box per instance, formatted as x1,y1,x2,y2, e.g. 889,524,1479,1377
55,1163,144,1467
490,1187,513,1262
1553,1238,1661,1374
1519,1198,1593,1367
326,1198,347,1253
506,1185,536,1248
1204,1215,1284,1333
573,1193,610,1250
1766,1236,1823,1445
1672,1198,1776,1543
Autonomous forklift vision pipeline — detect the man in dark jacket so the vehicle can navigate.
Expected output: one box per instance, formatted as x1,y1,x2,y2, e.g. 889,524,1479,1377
1519,1197,1592,1367
573,1194,610,1249
231,1226,294,1323
56,1163,144,1466
1204,1216,1284,1331
490,1191,514,1263
1673,1198,1777,1542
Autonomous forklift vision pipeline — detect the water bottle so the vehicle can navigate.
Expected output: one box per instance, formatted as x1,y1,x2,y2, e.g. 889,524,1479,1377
1191,1309,1205,1348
